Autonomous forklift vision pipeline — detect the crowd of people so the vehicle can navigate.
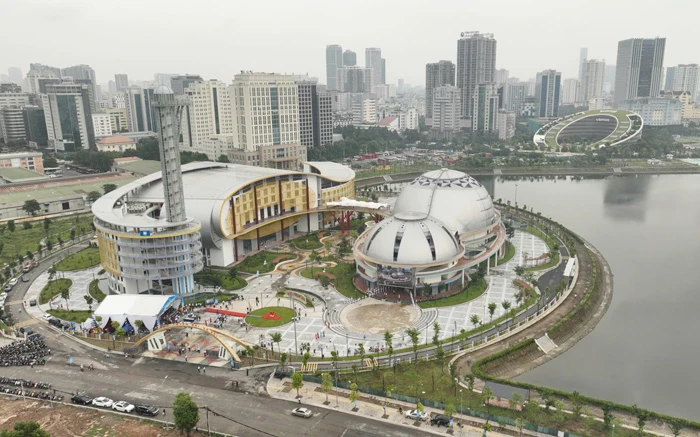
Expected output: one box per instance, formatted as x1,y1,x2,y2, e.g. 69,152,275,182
0,335,49,367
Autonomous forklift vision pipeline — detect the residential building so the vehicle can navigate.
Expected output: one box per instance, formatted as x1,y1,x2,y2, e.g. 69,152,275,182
343,50,356,66
665,64,699,100
23,106,48,147
26,68,60,94
561,78,579,104
457,31,497,118
61,64,98,105
337,66,373,93
472,83,499,132
92,113,113,138
604,65,616,93
104,108,128,133
125,86,156,132
365,47,383,87
526,78,536,97
108,81,117,93
431,85,461,137
0,152,43,173
296,78,333,148
381,58,386,85
377,116,399,132
96,135,136,152
111,92,127,109
495,69,509,85
425,61,456,121
614,37,666,105
170,74,203,94
8,67,22,85
0,83,22,93
229,72,306,169
373,84,396,100
42,82,95,152
352,98,377,125
326,45,343,90
578,48,588,82
580,59,605,102
115,74,129,92
676,91,700,122
535,70,561,118
392,107,418,131
618,97,681,126
180,80,233,157
0,107,26,142
496,110,516,140
502,82,526,112
588,97,607,110
0,91,28,109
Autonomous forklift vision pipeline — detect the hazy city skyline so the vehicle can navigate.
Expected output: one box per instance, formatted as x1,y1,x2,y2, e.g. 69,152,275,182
0,0,696,87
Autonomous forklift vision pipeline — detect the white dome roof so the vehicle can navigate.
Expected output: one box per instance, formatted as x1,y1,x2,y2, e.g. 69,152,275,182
393,168,496,235
361,212,461,265
154,85,174,95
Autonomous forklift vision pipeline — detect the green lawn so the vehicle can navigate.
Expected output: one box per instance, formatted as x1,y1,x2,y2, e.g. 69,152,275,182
89,279,106,302
238,251,295,274
497,241,515,265
245,306,295,327
300,261,357,298
0,215,94,266
39,278,72,305
55,247,101,271
47,309,93,323
417,278,487,309
289,233,323,250
193,271,247,290
182,292,239,306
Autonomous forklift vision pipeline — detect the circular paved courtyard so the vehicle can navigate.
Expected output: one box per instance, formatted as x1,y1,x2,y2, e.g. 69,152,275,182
340,300,420,334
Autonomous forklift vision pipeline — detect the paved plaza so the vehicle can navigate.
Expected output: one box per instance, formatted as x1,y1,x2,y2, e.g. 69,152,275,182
24,266,103,317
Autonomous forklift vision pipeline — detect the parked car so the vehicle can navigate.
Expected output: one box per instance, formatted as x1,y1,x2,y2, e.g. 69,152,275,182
8,278,17,287
4,285,12,292
405,409,428,421
42,313,53,321
112,401,135,413
135,405,159,416
92,397,114,408
19,327,33,336
430,414,451,427
49,318,62,328
29,299,37,306
291,407,312,418
71,394,93,405
21,276,29,283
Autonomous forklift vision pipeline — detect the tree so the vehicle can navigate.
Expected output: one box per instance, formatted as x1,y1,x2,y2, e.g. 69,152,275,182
515,418,525,437
444,403,456,418
43,218,51,233
102,183,117,194
7,220,15,233
70,228,76,242
291,371,304,396
513,265,525,278
501,301,512,326
23,199,41,216
416,401,425,414
487,302,497,323
270,332,282,358
449,362,457,386
632,404,649,434
173,392,200,437
570,390,583,419
602,403,615,430
321,372,333,403
86,191,101,203
482,386,493,418
483,422,492,437
348,382,359,408
134,319,144,332
61,286,70,310
470,314,480,331
302,351,310,366
84,294,94,311
217,154,230,163
670,419,683,437
406,328,420,365
509,392,523,412
384,331,393,366
279,352,287,367
0,421,50,437
357,343,365,368
228,266,239,280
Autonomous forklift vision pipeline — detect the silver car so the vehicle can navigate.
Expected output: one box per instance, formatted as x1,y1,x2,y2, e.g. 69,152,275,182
405,409,428,421
291,407,312,418
112,401,135,413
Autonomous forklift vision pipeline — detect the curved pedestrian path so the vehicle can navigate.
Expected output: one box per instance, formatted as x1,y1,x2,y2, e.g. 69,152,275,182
24,266,103,319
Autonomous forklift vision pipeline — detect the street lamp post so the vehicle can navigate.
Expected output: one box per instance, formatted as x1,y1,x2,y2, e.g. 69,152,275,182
612,424,615,437
460,388,463,422
293,318,299,358
515,184,519,207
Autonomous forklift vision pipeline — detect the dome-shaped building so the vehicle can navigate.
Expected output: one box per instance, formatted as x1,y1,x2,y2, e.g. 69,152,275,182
354,169,505,299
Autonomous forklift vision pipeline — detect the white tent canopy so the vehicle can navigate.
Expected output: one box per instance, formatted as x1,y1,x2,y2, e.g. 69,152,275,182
326,197,387,210
94,295,180,331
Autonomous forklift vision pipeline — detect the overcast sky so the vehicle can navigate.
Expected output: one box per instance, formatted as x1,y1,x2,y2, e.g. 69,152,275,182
1,0,695,88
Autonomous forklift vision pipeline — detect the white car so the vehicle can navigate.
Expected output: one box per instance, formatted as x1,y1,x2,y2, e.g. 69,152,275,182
291,407,312,418
8,278,18,287
112,401,135,413
92,397,114,408
405,409,428,421
42,314,53,321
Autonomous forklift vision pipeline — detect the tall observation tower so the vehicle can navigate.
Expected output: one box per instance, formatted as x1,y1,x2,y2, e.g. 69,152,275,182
152,85,188,223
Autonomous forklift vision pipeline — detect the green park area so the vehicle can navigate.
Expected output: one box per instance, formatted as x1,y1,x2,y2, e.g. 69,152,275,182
39,278,72,305
497,241,516,265
193,271,247,290
55,247,101,271
89,279,106,302
47,309,93,323
417,278,487,309
0,167,44,182
300,261,356,299
0,215,94,267
237,251,294,274
245,306,295,328
543,109,634,149
289,233,323,250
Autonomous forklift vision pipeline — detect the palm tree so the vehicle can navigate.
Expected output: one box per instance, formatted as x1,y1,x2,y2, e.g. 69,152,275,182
522,251,529,267
270,332,283,358
406,328,420,365
470,315,480,332
487,303,497,323
501,301,511,326
384,331,393,366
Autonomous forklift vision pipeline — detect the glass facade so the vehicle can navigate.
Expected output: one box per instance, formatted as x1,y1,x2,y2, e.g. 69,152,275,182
270,87,280,145
56,95,80,152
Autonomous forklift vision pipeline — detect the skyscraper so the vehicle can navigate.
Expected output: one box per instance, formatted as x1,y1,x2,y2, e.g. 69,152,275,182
456,31,497,119
495,69,509,85
614,37,665,105
365,48,383,88
61,64,99,104
343,50,356,66
381,58,386,85
42,83,95,152
114,74,129,92
125,86,156,132
431,86,461,137
180,80,233,158
296,77,333,148
425,61,456,120
7,67,22,85
578,48,588,82
472,83,499,132
561,79,580,105
336,66,374,93
580,59,606,102
326,45,343,90
170,74,203,94
535,70,561,118
664,64,699,99
502,82,527,112
604,65,617,93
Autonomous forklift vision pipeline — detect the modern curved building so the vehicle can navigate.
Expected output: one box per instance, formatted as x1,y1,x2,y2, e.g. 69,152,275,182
94,161,355,295
353,169,504,298
533,109,643,149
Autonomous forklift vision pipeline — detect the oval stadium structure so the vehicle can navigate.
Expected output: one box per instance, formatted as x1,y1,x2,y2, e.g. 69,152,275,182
534,109,643,149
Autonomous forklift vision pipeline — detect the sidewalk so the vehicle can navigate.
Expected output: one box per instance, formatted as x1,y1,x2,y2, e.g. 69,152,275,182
267,375,507,437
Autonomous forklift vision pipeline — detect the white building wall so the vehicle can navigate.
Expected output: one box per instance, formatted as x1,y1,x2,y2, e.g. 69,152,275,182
92,113,113,138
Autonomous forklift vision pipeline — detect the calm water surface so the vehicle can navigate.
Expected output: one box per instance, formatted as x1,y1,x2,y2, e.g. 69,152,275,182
486,174,700,420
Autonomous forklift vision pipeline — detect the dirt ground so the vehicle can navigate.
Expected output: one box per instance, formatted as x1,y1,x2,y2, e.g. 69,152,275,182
0,397,203,437
342,301,419,334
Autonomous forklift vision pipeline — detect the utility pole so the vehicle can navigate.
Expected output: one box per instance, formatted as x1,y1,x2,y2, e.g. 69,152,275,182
206,406,211,436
